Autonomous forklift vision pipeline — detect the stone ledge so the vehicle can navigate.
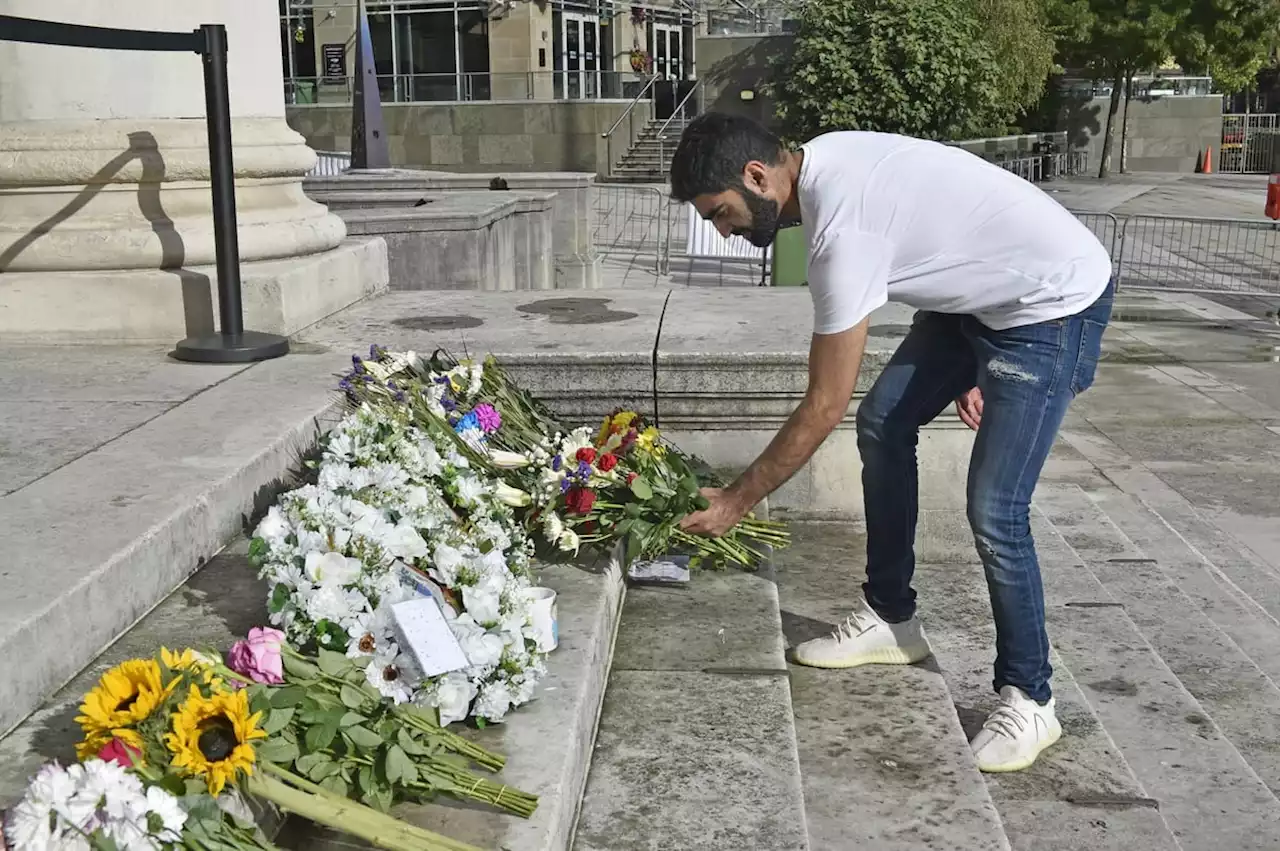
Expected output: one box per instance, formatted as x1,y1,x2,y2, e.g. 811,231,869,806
0,350,348,737
0,237,388,343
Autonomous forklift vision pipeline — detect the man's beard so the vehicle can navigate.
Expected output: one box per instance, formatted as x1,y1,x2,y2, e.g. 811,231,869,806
734,189,781,248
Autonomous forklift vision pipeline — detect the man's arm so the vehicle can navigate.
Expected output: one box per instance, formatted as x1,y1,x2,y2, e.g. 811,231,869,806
679,319,870,536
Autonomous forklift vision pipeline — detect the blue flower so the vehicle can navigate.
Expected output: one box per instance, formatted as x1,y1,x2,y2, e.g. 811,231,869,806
455,411,480,434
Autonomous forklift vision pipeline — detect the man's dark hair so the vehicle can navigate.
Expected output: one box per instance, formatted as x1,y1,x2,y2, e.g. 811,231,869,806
669,112,786,203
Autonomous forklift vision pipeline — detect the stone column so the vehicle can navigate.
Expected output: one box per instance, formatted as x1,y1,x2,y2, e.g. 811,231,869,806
0,0,386,342
488,3,555,100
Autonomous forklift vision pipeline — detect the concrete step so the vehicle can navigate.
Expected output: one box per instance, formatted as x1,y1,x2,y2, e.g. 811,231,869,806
1036,482,1280,800
777,523,1010,851
572,563,810,851
1022,494,1280,847
0,345,346,738
0,537,627,851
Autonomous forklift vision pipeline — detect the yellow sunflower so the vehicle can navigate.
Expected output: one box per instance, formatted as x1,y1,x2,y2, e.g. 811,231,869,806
74,726,144,761
76,658,172,744
166,685,267,795
161,647,221,687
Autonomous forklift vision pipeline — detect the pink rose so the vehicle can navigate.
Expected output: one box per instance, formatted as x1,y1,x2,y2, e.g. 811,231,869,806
227,626,286,685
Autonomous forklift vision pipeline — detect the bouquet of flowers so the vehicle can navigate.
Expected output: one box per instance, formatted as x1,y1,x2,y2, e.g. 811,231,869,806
251,376,546,726
4,630,536,851
339,347,789,570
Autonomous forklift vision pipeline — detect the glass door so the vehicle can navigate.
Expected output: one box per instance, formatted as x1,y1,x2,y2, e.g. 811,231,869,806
560,13,599,100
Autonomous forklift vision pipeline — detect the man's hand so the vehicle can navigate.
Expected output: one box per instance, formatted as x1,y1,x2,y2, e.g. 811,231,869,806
956,386,983,431
679,487,749,538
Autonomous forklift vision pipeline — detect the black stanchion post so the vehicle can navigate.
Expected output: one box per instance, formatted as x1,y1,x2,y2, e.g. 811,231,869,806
173,23,289,363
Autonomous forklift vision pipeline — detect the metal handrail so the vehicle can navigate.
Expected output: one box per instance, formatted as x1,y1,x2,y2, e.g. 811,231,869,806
601,75,659,176
657,79,704,177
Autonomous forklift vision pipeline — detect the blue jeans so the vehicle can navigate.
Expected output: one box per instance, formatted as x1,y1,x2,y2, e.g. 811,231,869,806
856,281,1115,703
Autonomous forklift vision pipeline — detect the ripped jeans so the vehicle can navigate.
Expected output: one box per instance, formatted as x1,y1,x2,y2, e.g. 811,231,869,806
856,281,1114,703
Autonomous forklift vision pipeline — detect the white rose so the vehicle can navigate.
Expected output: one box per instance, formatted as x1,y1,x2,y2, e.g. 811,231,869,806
451,616,505,669
383,522,428,560
542,511,565,544
255,506,292,544
304,551,363,587
428,672,478,726
432,543,465,586
455,476,486,507
463,572,505,626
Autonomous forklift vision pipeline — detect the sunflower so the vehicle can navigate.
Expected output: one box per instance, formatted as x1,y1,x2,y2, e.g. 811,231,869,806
166,685,267,795
75,726,144,761
76,659,173,747
161,647,221,687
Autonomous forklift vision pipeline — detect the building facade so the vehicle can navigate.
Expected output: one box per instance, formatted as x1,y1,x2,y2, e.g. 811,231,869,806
280,0,698,107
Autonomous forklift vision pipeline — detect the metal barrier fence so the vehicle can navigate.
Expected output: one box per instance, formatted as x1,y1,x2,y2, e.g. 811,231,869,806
592,184,668,272
590,185,1279,295
996,151,1090,182
1110,214,1280,294
1220,114,1278,174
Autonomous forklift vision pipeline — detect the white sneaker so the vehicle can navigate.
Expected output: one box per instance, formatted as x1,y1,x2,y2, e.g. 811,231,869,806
791,598,931,669
970,685,1062,773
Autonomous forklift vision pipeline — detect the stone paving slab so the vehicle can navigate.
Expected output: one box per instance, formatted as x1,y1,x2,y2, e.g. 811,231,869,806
1037,506,1280,849
573,670,809,851
0,347,345,738
997,802,1176,851
776,523,1010,851
611,571,786,673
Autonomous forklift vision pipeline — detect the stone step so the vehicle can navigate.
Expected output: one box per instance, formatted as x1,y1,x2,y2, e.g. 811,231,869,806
1024,496,1280,847
776,523,1011,851
0,536,628,851
1036,482,1280,800
572,563,811,851
0,346,347,738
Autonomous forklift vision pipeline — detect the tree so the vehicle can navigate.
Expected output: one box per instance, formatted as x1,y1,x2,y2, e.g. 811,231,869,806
1172,0,1280,94
773,0,1007,143
1057,0,1190,177
964,0,1059,121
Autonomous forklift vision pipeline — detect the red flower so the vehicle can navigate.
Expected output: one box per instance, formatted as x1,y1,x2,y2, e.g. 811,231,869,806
626,472,638,485
619,429,638,451
597,453,619,472
575,447,598,464
565,487,597,514
98,738,140,768
582,520,597,533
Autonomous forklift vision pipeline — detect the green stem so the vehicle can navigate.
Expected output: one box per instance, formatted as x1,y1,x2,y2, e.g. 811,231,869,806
253,766,483,851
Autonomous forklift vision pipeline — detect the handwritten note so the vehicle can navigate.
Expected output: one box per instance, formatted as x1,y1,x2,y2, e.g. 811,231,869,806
390,596,469,678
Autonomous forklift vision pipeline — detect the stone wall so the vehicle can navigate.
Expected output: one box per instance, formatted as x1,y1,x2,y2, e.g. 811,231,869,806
696,34,792,132
1061,94,1223,173
286,101,645,174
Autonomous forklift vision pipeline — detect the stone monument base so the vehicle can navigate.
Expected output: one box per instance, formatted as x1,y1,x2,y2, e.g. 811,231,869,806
0,238,388,343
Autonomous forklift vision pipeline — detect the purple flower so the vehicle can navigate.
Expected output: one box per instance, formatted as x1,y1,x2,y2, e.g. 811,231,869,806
369,343,387,361
473,403,502,434
560,478,572,493
441,397,457,412
551,454,562,472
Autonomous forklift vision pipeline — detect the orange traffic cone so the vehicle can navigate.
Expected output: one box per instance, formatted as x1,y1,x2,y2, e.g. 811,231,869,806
1194,149,1204,173
1203,146,1214,174
1266,174,1280,220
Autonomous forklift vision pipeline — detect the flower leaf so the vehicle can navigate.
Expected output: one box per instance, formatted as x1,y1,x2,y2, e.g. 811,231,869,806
344,725,384,750
262,707,295,735
282,655,320,681
256,738,300,765
304,717,340,752
385,744,415,785
396,728,429,756
339,711,366,729
296,752,330,778
320,774,349,798
318,649,355,677
340,683,367,709
629,477,653,500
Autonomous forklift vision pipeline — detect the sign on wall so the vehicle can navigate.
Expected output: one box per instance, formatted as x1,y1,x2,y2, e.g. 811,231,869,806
322,43,346,83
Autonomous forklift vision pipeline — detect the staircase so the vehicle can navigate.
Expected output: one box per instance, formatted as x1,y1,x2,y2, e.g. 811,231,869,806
605,117,691,184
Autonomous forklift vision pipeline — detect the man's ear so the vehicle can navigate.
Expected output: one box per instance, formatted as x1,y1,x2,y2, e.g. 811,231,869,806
742,161,769,193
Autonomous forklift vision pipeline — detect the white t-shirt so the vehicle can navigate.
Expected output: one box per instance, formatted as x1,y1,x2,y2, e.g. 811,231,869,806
797,131,1113,334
